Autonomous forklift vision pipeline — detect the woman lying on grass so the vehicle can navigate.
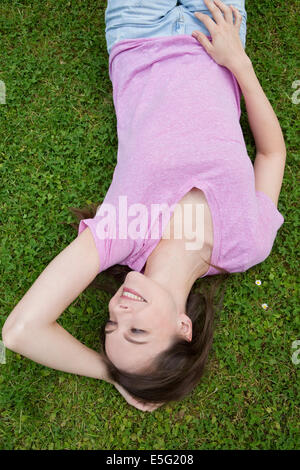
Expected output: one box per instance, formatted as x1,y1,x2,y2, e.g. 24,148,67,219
2,0,286,411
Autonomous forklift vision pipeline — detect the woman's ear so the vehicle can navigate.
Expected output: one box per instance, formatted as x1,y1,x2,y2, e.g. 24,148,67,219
177,313,193,342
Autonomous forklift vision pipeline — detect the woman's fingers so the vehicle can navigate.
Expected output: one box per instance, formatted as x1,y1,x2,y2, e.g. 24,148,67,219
114,382,163,412
192,1,246,68
135,400,164,412
144,403,164,412
194,0,228,35
213,0,233,24
193,1,243,51
230,5,243,31
203,0,225,24
192,31,213,53
194,11,217,37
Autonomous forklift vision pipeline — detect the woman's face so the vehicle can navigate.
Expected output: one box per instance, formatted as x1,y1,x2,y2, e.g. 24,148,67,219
105,271,190,373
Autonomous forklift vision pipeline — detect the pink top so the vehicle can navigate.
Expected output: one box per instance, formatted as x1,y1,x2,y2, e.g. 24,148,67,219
78,35,284,277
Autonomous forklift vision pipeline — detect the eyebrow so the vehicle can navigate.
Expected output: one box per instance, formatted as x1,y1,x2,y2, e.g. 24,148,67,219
105,329,148,345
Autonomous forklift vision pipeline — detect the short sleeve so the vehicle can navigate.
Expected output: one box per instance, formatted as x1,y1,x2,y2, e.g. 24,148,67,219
78,205,136,273
246,190,284,269
256,189,284,232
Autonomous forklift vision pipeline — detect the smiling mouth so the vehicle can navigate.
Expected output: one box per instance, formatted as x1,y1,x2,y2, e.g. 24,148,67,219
121,287,147,302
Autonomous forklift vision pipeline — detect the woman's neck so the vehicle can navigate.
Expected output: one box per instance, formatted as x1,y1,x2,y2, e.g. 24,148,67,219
143,237,209,315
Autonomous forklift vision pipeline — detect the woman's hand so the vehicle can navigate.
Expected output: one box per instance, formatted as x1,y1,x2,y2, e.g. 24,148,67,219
114,383,164,412
192,0,249,71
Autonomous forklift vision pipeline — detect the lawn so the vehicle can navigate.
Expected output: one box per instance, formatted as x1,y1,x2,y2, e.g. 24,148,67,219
0,0,299,450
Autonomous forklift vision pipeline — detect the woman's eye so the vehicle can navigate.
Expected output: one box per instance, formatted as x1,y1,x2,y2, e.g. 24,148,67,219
131,328,145,334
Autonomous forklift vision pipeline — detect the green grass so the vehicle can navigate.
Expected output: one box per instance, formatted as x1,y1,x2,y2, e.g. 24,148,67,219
0,0,299,450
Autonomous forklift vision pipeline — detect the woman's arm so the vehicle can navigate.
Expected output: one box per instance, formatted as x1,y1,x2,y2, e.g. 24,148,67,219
192,0,286,206
229,58,286,158
2,227,112,383
229,58,286,206
193,0,286,157
2,228,163,410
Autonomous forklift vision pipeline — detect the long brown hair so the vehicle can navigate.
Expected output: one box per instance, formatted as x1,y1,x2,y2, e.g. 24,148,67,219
69,202,230,405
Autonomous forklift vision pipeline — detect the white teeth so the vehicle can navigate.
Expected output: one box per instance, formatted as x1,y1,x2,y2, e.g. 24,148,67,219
122,291,145,301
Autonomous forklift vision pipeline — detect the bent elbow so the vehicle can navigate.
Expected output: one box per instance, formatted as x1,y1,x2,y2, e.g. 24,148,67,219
2,321,27,352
